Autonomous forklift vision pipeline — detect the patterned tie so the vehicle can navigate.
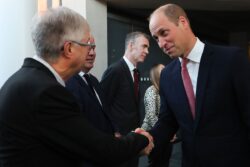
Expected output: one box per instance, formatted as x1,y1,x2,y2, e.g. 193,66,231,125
181,58,195,119
133,68,139,99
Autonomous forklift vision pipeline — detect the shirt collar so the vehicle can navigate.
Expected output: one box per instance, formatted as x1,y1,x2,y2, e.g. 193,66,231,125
33,55,65,87
79,71,86,76
79,71,90,77
123,56,136,71
179,37,205,63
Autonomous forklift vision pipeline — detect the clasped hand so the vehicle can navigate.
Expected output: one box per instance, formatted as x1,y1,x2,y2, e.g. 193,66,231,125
134,128,154,155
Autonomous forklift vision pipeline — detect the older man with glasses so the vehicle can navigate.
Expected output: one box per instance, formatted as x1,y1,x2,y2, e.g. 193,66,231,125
0,7,154,167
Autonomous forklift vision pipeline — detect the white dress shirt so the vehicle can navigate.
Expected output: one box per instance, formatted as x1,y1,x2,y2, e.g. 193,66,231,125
123,56,136,82
179,38,205,95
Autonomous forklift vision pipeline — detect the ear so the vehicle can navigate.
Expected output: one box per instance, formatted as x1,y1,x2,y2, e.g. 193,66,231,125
178,16,189,28
128,41,134,51
62,42,73,59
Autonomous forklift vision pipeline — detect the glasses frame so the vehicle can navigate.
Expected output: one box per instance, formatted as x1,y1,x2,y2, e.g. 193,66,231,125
68,40,96,49
61,40,96,51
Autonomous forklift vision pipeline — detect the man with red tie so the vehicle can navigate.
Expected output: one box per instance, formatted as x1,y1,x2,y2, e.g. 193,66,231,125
147,3,250,167
101,31,150,167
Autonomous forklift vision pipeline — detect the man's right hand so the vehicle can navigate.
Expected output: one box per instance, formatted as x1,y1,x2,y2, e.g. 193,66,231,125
134,128,154,155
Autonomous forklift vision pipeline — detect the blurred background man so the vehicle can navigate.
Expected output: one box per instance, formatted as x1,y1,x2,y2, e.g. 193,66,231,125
101,31,150,167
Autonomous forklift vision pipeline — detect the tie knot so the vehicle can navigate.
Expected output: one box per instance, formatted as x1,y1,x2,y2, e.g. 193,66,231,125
83,74,90,79
83,74,91,84
181,58,189,68
133,68,139,74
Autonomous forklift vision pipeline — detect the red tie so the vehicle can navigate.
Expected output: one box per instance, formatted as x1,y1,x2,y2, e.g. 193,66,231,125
133,68,139,99
181,58,195,119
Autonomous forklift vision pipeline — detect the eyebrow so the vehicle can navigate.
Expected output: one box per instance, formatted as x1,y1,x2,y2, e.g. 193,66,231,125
159,28,169,34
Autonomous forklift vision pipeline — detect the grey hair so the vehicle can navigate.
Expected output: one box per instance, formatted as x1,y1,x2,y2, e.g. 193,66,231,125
31,7,89,61
125,31,150,51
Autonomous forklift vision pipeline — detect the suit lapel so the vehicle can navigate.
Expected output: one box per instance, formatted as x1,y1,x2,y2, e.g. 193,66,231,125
89,75,104,107
120,59,137,103
194,44,214,131
75,74,102,108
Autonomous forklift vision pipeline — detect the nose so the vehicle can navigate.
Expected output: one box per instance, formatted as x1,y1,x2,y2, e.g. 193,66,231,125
158,37,166,49
88,48,95,56
145,47,149,54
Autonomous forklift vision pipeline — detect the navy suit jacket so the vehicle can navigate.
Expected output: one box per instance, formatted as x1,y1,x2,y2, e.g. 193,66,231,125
66,74,116,135
0,58,148,167
150,43,250,167
101,58,140,135
66,74,119,167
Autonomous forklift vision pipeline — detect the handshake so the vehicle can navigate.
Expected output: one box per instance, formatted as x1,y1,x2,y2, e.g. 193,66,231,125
134,128,154,155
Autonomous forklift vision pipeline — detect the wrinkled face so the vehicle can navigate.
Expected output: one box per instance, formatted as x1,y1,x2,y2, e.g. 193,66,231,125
130,36,150,64
149,11,186,59
72,32,92,72
81,36,96,73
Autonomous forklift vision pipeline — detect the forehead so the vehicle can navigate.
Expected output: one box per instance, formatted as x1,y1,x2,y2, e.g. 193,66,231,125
149,12,173,33
135,35,149,43
81,31,91,41
89,35,95,43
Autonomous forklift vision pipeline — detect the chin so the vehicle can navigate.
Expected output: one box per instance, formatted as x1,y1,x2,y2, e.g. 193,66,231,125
168,54,179,59
87,66,94,71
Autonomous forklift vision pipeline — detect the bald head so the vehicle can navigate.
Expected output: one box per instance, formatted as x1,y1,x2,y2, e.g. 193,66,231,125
150,3,189,26
149,3,196,59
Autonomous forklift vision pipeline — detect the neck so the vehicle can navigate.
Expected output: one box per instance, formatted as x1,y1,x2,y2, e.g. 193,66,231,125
50,61,77,81
82,69,90,74
124,53,137,67
183,35,197,58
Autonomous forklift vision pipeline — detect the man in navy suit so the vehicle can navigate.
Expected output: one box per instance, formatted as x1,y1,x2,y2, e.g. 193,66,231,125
66,35,120,138
66,36,121,166
144,3,250,167
101,31,150,167
0,7,154,167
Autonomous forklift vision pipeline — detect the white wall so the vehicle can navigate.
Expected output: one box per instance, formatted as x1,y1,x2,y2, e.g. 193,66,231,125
0,0,108,88
0,0,37,87
62,0,86,17
86,0,107,80
62,0,108,80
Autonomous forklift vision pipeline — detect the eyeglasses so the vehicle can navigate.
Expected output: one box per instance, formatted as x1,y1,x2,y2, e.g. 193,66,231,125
68,40,96,50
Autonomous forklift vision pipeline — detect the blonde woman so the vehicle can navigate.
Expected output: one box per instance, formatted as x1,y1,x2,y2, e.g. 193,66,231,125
142,64,165,131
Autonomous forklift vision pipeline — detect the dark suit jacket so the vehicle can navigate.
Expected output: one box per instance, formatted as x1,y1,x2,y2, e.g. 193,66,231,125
0,58,148,167
101,58,140,135
150,43,250,167
66,74,119,167
66,74,117,135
